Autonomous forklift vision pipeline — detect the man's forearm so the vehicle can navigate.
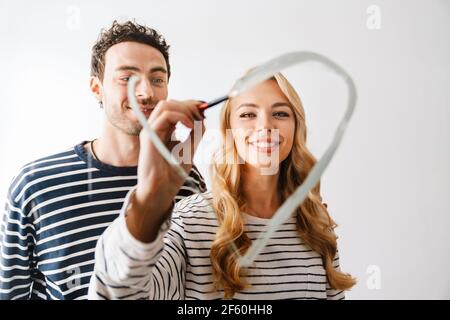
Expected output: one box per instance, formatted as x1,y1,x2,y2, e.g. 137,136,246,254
125,190,173,243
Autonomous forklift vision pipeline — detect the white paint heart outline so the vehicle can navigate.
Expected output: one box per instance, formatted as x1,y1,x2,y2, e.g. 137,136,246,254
127,51,357,267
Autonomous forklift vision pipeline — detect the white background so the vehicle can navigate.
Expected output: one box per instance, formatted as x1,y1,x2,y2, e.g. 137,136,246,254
0,0,449,299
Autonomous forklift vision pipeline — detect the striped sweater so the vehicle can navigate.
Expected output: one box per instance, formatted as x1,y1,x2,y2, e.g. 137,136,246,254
0,141,206,300
89,190,345,300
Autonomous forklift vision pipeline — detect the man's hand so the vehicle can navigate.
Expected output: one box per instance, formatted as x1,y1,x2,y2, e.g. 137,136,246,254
126,99,205,243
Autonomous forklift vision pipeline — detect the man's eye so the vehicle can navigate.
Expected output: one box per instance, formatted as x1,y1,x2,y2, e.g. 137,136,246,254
120,77,130,82
152,78,165,85
240,112,256,118
273,111,290,118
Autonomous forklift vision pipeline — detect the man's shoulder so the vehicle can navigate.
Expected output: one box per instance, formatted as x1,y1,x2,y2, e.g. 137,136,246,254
183,165,207,193
187,165,204,182
7,143,84,203
174,191,214,215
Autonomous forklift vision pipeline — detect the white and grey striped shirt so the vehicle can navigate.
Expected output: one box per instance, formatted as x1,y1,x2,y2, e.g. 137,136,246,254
89,190,345,300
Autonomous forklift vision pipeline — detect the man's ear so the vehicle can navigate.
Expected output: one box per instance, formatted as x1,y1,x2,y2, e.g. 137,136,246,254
90,76,103,107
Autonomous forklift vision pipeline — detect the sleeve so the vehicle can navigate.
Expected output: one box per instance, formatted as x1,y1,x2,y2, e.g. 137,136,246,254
0,189,35,300
326,250,346,300
88,187,188,300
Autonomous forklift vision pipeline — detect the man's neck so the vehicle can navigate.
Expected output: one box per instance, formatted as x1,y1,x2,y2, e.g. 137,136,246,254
90,124,140,167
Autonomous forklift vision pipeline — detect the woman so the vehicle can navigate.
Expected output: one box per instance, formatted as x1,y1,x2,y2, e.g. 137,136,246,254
88,73,356,300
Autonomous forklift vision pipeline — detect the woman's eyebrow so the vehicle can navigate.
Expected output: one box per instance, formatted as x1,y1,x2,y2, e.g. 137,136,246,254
272,102,292,108
237,103,258,110
237,102,292,110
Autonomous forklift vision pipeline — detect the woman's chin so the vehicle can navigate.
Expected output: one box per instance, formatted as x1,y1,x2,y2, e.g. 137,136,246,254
244,160,281,175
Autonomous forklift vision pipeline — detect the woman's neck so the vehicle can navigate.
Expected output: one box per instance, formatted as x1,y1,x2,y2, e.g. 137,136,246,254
242,165,281,219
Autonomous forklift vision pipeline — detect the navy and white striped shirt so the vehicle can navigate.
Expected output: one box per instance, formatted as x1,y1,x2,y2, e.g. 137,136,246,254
0,141,206,300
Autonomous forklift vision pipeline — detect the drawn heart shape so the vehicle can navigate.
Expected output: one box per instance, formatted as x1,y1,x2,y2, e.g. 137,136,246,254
127,51,357,267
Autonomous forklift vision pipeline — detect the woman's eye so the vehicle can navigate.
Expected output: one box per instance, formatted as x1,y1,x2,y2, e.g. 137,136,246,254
273,111,290,118
120,77,130,82
240,112,256,118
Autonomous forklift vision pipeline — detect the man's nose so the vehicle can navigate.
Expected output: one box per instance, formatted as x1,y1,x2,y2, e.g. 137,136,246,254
135,78,154,100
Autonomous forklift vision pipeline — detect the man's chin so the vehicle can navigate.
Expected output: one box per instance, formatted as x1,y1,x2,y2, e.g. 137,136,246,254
113,121,142,136
127,124,142,136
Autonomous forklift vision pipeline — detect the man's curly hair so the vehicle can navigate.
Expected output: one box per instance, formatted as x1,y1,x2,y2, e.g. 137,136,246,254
91,20,171,81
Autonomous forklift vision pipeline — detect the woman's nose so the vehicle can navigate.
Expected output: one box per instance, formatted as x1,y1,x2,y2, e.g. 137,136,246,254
256,112,275,130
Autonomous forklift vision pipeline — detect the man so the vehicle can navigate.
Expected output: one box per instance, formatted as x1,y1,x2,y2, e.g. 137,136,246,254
0,20,206,300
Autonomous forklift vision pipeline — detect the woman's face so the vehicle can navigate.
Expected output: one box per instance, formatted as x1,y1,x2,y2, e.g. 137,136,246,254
229,79,296,172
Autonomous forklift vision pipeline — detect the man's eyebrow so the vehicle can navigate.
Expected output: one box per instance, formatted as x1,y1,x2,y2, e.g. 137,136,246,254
115,65,167,74
149,66,167,74
115,65,141,72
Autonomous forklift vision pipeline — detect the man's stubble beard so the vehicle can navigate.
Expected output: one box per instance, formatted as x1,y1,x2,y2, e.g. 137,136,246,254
105,103,143,136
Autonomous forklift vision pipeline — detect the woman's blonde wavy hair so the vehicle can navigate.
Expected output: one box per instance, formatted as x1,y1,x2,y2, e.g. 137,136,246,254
209,73,356,299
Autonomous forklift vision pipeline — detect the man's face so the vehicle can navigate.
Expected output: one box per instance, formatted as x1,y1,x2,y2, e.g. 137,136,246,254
92,41,169,136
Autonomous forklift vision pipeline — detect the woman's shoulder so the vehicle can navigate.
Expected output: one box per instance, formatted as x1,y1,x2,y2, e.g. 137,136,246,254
173,191,215,217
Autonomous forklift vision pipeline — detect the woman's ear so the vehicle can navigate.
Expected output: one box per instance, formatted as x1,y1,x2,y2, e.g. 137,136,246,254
90,76,103,108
